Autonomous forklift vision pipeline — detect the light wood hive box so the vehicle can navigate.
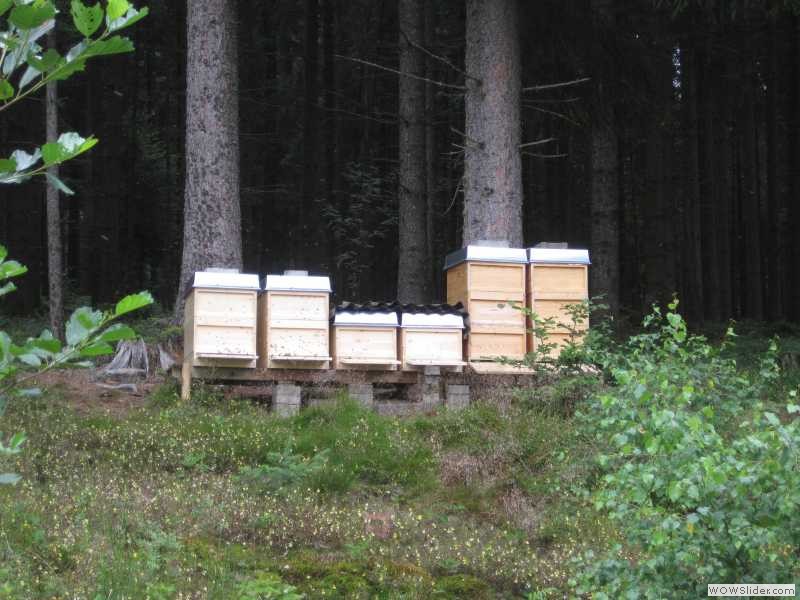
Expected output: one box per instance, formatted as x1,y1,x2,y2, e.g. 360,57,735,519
444,245,528,362
399,312,466,370
183,271,260,369
258,273,331,370
331,311,400,370
526,248,590,357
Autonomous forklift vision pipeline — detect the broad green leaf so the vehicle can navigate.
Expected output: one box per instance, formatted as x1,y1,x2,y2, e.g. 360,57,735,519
8,432,26,449
79,341,113,357
107,5,147,32
114,291,153,317
71,0,104,38
106,0,130,21
0,282,16,296
82,35,134,58
0,79,13,100
66,306,104,346
10,149,41,171
18,353,41,367
18,65,40,90
9,2,56,30
27,48,61,72
0,0,12,17
41,133,98,166
30,333,61,353
0,260,27,280
0,473,21,485
52,58,87,80
0,246,7,262
98,323,135,342
0,159,16,173
787,403,800,414
46,172,75,195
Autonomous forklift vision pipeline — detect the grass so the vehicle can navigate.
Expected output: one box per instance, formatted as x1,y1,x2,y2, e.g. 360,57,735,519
2,323,796,598
0,378,610,599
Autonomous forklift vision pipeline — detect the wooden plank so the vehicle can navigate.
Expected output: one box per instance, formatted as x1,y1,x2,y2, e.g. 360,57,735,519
191,366,423,385
468,331,526,361
400,328,464,370
528,264,588,298
445,262,468,306
469,361,536,375
260,289,330,370
469,262,526,293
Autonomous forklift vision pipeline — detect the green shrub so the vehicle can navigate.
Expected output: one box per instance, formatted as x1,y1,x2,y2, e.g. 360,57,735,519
572,301,800,598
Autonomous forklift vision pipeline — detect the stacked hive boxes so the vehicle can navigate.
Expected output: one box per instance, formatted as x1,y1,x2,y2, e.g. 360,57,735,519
526,247,590,356
331,308,400,370
183,270,260,369
444,245,528,363
258,271,331,369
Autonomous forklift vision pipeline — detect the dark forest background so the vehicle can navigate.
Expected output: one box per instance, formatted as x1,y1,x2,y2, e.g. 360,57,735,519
2,0,799,325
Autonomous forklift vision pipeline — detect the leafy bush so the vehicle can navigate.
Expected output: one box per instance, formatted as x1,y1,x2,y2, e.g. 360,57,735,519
239,446,330,493
572,301,800,598
236,572,304,600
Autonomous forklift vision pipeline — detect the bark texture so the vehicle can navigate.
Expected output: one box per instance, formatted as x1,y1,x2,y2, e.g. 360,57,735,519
397,0,429,302
175,0,242,317
463,0,523,247
589,0,620,315
45,60,64,340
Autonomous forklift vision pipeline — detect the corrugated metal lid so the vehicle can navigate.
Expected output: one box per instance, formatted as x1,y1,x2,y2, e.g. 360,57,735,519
333,312,399,327
192,271,260,290
263,274,332,292
401,312,465,329
444,245,528,270
528,247,590,265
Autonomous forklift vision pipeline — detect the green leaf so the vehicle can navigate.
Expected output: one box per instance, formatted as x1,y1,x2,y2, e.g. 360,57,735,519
71,0,104,38
106,0,130,21
0,158,16,174
52,58,87,80
787,403,800,414
97,323,135,343
9,2,56,30
41,133,98,167
114,291,153,317
667,481,681,502
0,79,14,100
79,341,113,357
0,246,7,262
27,48,62,72
0,0,13,17
0,260,28,280
66,306,104,346
18,353,41,367
0,282,16,297
46,172,75,195
82,35,134,58
107,5,147,32
0,473,21,485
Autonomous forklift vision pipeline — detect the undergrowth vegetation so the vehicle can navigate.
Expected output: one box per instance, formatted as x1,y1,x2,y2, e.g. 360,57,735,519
1,303,798,598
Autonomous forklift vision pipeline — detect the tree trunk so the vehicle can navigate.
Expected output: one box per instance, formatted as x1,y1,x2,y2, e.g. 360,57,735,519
424,1,437,300
463,0,523,247
397,0,429,302
175,0,242,317
302,0,320,267
700,38,720,322
45,47,64,340
589,0,619,315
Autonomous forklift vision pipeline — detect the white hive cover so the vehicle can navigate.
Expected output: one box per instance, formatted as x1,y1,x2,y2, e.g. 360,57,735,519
334,312,399,327
443,245,528,270
527,248,591,265
263,274,332,292
401,313,464,329
192,271,260,290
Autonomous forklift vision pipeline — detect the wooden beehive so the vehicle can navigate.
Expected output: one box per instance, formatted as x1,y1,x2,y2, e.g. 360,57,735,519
445,245,528,362
258,272,331,369
399,312,466,370
183,271,260,369
331,310,400,370
526,247,590,357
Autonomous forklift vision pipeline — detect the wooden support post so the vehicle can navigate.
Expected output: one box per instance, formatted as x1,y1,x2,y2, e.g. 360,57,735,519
181,359,192,401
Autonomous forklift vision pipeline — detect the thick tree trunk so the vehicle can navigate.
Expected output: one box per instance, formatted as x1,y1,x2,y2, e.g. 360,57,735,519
424,1,437,300
302,0,320,266
589,0,619,315
397,0,429,302
700,38,720,322
175,0,242,317
715,48,734,319
463,0,523,247
45,52,64,340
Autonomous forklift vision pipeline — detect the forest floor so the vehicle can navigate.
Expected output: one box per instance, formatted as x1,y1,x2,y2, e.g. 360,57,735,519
1,320,799,599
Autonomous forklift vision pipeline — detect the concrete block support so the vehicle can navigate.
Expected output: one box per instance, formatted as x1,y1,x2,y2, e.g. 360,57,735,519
274,382,301,417
446,384,470,411
347,383,374,408
421,366,442,411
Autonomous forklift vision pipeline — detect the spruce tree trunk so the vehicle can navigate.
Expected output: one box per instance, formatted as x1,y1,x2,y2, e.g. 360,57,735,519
45,40,64,340
463,0,523,247
397,0,429,303
302,0,320,266
424,1,437,300
589,0,619,315
175,0,242,318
